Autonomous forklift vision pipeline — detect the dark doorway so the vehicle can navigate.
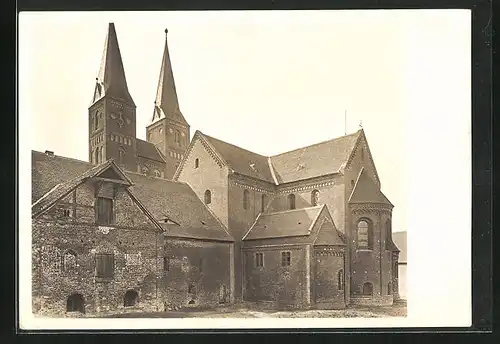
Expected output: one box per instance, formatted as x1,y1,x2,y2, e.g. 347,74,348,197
362,282,373,296
123,290,139,307
66,293,85,313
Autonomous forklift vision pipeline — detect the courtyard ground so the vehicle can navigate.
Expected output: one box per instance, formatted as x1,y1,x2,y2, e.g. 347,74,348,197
100,300,407,318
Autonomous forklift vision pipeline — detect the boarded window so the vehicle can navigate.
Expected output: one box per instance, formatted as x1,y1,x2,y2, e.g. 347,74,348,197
243,189,249,210
96,197,113,225
95,253,114,278
204,190,211,205
357,220,373,249
287,194,296,210
281,251,291,266
255,252,264,267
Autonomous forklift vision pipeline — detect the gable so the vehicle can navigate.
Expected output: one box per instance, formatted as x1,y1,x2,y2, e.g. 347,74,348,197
345,131,380,187
311,207,346,246
349,168,392,205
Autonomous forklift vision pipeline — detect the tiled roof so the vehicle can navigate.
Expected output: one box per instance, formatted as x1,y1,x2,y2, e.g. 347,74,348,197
392,231,407,262
126,172,233,242
31,151,232,242
242,205,324,240
349,168,392,206
32,151,94,203
198,130,362,185
270,131,361,184
201,132,275,183
136,139,165,162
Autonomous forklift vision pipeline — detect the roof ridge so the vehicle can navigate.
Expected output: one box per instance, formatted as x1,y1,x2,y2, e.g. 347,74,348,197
271,130,362,158
201,131,270,159
32,150,93,166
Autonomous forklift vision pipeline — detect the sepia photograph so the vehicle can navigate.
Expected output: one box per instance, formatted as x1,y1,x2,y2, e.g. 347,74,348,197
18,10,471,329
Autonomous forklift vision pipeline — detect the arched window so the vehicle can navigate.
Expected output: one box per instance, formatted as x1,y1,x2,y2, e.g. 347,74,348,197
385,218,392,249
362,282,373,296
357,219,373,249
351,179,355,188
195,158,199,168
261,194,267,213
142,166,149,175
204,190,211,205
63,250,77,271
154,170,161,177
388,282,392,295
337,269,344,291
118,149,124,164
243,190,249,210
94,148,100,165
287,194,296,210
311,189,319,206
174,130,180,146
94,114,99,131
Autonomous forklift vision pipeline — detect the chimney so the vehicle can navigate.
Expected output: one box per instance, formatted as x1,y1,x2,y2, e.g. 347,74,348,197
45,150,54,156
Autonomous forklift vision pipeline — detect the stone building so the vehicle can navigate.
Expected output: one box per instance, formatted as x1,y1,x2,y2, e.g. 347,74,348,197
31,23,400,316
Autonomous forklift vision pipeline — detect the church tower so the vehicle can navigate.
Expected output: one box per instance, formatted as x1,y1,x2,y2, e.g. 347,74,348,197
89,23,137,172
146,29,190,179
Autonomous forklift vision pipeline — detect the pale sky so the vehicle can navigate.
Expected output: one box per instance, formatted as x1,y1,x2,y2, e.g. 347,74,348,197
19,10,471,234
19,10,473,328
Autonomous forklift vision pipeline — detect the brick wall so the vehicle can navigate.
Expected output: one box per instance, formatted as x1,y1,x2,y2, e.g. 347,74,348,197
312,247,346,309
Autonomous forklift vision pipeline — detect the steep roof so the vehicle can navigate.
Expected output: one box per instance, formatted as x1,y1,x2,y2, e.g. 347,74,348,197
151,29,188,125
392,231,407,262
201,132,275,183
126,172,233,242
136,139,166,163
31,151,232,242
349,168,392,206
270,130,361,184
242,205,324,240
92,23,135,106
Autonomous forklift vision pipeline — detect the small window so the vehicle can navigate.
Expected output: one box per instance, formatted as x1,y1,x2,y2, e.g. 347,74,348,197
118,149,124,164
96,197,113,225
195,158,199,168
204,190,211,205
362,282,373,296
351,179,355,188
111,134,115,141
311,189,319,206
95,253,114,278
142,167,149,175
255,252,264,267
287,194,296,210
163,257,169,271
243,189,249,210
261,194,267,213
281,251,291,266
154,170,161,177
63,209,71,217
337,269,344,291
175,130,180,146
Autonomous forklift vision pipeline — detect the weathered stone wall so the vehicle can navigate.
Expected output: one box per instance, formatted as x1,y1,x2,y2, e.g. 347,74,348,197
160,238,232,309
312,246,345,309
242,244,310,308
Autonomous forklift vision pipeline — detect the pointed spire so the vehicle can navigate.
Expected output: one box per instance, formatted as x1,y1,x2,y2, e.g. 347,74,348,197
151,28,187,124
92,23,135,106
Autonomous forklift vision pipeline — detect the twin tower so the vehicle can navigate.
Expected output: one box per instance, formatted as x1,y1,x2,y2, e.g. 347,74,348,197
88,23,190,180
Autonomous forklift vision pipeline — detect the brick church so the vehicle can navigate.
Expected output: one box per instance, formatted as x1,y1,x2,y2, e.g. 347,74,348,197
31,23,400,316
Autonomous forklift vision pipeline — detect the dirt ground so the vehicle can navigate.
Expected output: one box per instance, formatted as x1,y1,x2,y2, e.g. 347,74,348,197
101,300,407,318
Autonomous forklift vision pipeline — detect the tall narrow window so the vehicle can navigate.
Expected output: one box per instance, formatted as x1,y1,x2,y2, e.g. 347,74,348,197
94,148,99,165
337,269,344,290
255,253,264,267
195,158,199,168
311,189,319,206
261,194,267,213
163,257,169,272
94,113,99,131
287,194,296,210
385,219,392,249
204,190,211,205
96,197,113,225
388,282,392,295
243,190,249,210
95,253,114,278
174,130,180,146
351,179,355,188
357,219,373,249
281,251,291,266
